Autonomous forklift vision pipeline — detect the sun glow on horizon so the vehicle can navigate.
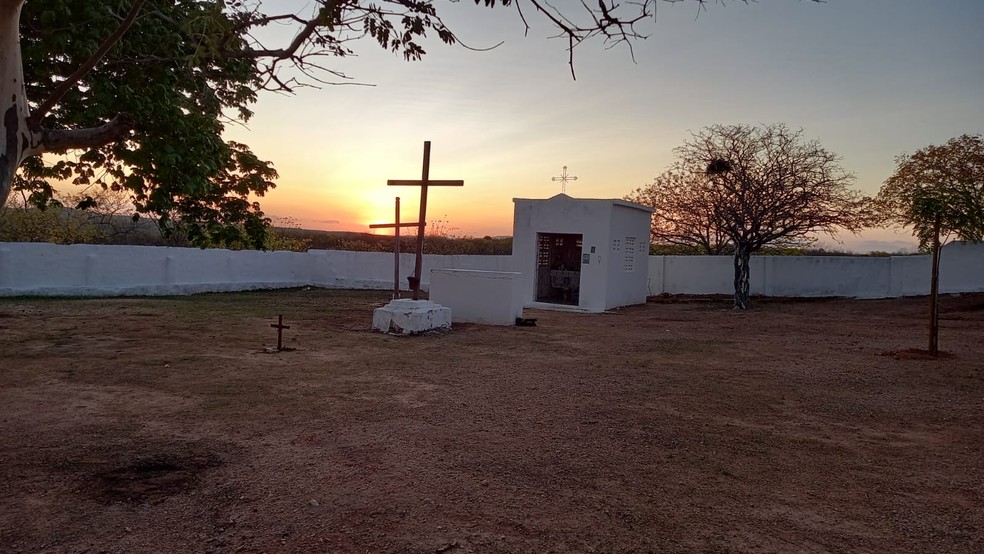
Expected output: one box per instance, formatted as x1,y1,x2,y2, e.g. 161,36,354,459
220,0,978,252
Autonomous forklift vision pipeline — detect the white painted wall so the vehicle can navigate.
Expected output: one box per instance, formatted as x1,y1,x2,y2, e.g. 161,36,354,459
0,243,513,296
430,269,523,325
605,202,653,309
644,241,984,298
1,241,981,299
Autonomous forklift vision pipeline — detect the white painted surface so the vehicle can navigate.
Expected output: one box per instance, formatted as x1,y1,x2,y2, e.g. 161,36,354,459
512,194,652,312
429,269,523,325
605,204,655,309
0,241,981,299
371,299,451,335
936,242,984,294
0,243,513,296
644,242,984,298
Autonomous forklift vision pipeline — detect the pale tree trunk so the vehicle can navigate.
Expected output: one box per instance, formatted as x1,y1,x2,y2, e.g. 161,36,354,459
928,215,941,356
733,244,751,310
0,0,140,209
1,0,43,207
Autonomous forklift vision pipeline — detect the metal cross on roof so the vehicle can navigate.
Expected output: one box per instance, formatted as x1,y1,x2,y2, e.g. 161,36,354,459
551,165,578,194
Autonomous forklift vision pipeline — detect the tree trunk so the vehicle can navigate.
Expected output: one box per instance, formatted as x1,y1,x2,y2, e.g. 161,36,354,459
733,245,751,310
928,216,941,356
0,0,42,207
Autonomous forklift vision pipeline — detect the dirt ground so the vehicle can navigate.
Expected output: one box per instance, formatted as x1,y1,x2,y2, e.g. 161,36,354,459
0,289,982,553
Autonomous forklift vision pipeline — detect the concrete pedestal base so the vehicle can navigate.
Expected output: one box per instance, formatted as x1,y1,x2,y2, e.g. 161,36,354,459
372,299,452,335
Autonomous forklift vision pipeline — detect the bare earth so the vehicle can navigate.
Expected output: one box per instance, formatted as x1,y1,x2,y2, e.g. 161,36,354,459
0,289,982,553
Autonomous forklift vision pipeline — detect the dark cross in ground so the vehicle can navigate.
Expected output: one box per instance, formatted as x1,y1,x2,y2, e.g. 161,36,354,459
369,197,420,299
552,165,578,194
388,141,464,300
270,315,290,351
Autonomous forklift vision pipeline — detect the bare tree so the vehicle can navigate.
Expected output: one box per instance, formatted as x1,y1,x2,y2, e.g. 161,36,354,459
627,166,732,254
657,124,869,309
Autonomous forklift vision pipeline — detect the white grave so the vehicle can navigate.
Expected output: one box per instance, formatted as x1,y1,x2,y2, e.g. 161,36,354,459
371,298,452,335
429,269,523,325
512,193,653,312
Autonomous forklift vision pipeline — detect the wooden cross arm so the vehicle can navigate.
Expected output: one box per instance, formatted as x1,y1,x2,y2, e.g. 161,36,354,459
369,221,422,229
387,180,464,187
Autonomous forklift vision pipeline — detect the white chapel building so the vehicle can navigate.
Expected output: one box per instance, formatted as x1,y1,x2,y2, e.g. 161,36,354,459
511,194,653,313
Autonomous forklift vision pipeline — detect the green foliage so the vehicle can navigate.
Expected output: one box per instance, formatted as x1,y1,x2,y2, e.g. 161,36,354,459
0,203,96,245
875,134,983,355
0,187,144,244
876,134,984,251
422,235,511,255
264,217,313,252
17,0,275,248
272,229,512,255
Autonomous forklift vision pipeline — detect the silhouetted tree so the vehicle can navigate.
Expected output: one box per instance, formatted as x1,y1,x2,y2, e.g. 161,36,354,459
876,134,984,355
627,166,732,254
638,124,868,309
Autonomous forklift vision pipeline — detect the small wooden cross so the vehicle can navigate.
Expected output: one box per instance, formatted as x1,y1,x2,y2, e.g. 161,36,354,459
270,315,290,351
369,197,420,299
551,165,578,194
387,141,464,300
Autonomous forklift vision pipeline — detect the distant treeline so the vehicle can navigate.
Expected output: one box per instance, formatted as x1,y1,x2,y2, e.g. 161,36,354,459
275,228,514,255
0,204,515,254
1,205,906,257
648,244,903,257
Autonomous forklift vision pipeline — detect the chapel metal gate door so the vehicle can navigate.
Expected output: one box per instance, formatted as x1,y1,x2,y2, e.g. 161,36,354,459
535,233,582,305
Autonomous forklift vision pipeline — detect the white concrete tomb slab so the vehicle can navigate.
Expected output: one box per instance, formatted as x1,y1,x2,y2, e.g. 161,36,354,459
429,268,523,325
371,298,452,335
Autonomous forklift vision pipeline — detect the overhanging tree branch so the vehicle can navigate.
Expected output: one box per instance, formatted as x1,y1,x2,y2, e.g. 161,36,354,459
42,113,136,153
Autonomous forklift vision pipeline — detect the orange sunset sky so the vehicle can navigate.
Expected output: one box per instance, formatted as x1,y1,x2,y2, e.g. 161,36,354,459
221,0,984,252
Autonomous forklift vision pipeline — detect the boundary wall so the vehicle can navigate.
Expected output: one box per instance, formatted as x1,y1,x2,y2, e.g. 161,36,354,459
646,241,983,298
1,241,981,298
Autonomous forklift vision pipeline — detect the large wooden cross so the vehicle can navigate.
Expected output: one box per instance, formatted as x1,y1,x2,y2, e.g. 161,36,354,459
369,197,419,300
387,141,463,300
